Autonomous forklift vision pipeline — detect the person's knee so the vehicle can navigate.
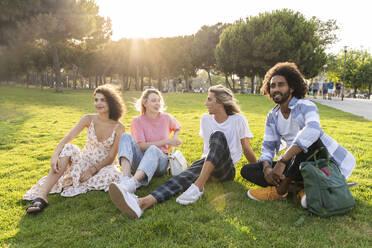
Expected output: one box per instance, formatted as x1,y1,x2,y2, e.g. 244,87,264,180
240,164,258,180
240,165,250,179
209,131,227,146
145,145,161,155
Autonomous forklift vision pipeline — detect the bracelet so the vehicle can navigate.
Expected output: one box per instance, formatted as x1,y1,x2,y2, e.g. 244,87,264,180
94,165,99,173
277,155,288,164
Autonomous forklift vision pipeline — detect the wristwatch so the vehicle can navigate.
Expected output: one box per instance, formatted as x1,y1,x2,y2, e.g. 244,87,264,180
277,155,288,164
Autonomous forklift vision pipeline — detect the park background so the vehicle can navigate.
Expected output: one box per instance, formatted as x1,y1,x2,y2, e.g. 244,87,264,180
0,0,371,247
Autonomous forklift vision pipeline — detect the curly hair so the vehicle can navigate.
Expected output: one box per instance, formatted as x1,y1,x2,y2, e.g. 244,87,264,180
209,85,240,115
135,88,166,115
261,62,308,99
94,85,125,121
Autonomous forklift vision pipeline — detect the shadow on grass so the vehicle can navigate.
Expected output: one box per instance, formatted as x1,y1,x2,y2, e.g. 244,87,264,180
7,175,259,247
7,172,370,247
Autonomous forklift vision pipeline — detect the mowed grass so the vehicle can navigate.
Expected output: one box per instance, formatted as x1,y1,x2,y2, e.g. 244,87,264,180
0,86,371,248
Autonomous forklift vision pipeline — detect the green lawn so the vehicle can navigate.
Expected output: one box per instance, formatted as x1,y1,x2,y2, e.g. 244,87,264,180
0,86,371,247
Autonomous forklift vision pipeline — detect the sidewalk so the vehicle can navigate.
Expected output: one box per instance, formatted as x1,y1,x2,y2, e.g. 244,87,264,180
310,97,372,121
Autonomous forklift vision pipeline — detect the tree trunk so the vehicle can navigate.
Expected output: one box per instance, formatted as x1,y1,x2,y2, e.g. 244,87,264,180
79,75,83,88
72,65,78,89
158,66,162,91
239,77,246,93
149,70,152,87
224,75,232,89
368,82,371,99
207,70,212,87
353,87,357,98
95,75,98,88
121,74,126,91
110,75,112,84
26,73,29,88
251,77,254,94
128,77,132,90
135,72,139,91
230,75,236,91
52,45,62,92
103,75,107,84
184,74,190,92
140,67,144,91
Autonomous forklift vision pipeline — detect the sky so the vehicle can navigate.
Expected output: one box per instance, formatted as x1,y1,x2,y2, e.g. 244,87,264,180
95,0,371,54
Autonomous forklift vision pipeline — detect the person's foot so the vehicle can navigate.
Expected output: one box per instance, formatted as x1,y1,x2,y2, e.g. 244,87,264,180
297,189,307,208
119,176,140,193
247,186,287,201
176,183,204,205
109,182,142,218
26,197,49,213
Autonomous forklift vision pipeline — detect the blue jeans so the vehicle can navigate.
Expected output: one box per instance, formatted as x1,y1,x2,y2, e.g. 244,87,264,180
118,134,169,186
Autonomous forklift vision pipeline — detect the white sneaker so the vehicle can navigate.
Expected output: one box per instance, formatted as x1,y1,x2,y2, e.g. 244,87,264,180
109,182,142,218
176,183,204,205
119,177,139,193
301,194,307,209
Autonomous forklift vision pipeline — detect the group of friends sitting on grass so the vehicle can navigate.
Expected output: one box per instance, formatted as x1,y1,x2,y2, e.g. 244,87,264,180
24,62,356,218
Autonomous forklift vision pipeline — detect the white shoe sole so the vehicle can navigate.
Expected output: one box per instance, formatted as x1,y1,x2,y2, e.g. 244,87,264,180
176,198,193,205
109,183,139,219
301,194,307,209
247,190,260,201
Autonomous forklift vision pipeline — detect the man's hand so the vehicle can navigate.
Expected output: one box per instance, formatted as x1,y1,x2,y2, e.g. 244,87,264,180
263,167,277,186
272,162,286,185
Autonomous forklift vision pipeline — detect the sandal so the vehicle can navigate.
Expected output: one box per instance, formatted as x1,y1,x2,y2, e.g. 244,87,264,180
26,197,48,213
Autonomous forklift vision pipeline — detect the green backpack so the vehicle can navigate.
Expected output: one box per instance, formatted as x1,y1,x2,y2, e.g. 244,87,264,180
300,148,355,217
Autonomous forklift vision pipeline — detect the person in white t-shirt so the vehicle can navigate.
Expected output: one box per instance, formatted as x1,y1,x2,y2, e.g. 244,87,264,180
109,85,257,218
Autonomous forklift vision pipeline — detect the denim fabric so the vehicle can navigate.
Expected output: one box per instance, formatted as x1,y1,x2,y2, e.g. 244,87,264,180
260,97,355,178
118,133,169,186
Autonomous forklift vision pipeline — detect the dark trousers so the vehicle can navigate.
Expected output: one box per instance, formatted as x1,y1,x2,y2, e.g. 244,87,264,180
151,131,235,203
240,139,327,187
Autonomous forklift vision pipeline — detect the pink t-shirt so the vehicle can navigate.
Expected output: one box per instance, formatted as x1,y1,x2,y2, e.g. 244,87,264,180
130,113,181,154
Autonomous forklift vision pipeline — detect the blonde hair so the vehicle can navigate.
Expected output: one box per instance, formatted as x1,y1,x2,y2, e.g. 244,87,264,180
209,85,240,115
135,88,166,114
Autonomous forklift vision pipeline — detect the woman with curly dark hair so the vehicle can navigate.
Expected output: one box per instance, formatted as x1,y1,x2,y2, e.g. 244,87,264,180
24,85,126,214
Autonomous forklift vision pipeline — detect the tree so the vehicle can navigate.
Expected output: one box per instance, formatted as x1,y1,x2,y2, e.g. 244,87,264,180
357,57,372,98
215,26,235,90
14,0,111,92
216,9,338,94
193,23,229,86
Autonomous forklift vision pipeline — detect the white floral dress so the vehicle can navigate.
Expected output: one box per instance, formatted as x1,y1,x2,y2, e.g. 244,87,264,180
23,120,121,200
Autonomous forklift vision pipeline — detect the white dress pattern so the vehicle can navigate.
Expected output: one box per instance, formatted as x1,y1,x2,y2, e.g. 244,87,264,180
23,120,121,200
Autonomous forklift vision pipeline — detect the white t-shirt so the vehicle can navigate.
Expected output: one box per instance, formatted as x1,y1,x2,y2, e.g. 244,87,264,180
199,113,254,165
277,111,300,150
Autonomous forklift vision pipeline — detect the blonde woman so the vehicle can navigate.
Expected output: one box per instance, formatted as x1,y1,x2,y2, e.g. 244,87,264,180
109,88,181,196
24,85,125,213
110,85,257,218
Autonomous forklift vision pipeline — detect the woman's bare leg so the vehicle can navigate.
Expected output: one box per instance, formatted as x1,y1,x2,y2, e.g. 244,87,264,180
27,156,70,211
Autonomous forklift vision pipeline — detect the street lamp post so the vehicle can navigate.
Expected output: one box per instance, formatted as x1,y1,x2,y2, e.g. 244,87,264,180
342,46,347,101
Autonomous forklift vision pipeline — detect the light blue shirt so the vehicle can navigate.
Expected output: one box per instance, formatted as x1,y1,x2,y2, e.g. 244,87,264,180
259,97,355,178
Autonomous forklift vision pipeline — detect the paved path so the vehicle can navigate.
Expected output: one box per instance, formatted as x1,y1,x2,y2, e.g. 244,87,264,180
311,97,372,121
